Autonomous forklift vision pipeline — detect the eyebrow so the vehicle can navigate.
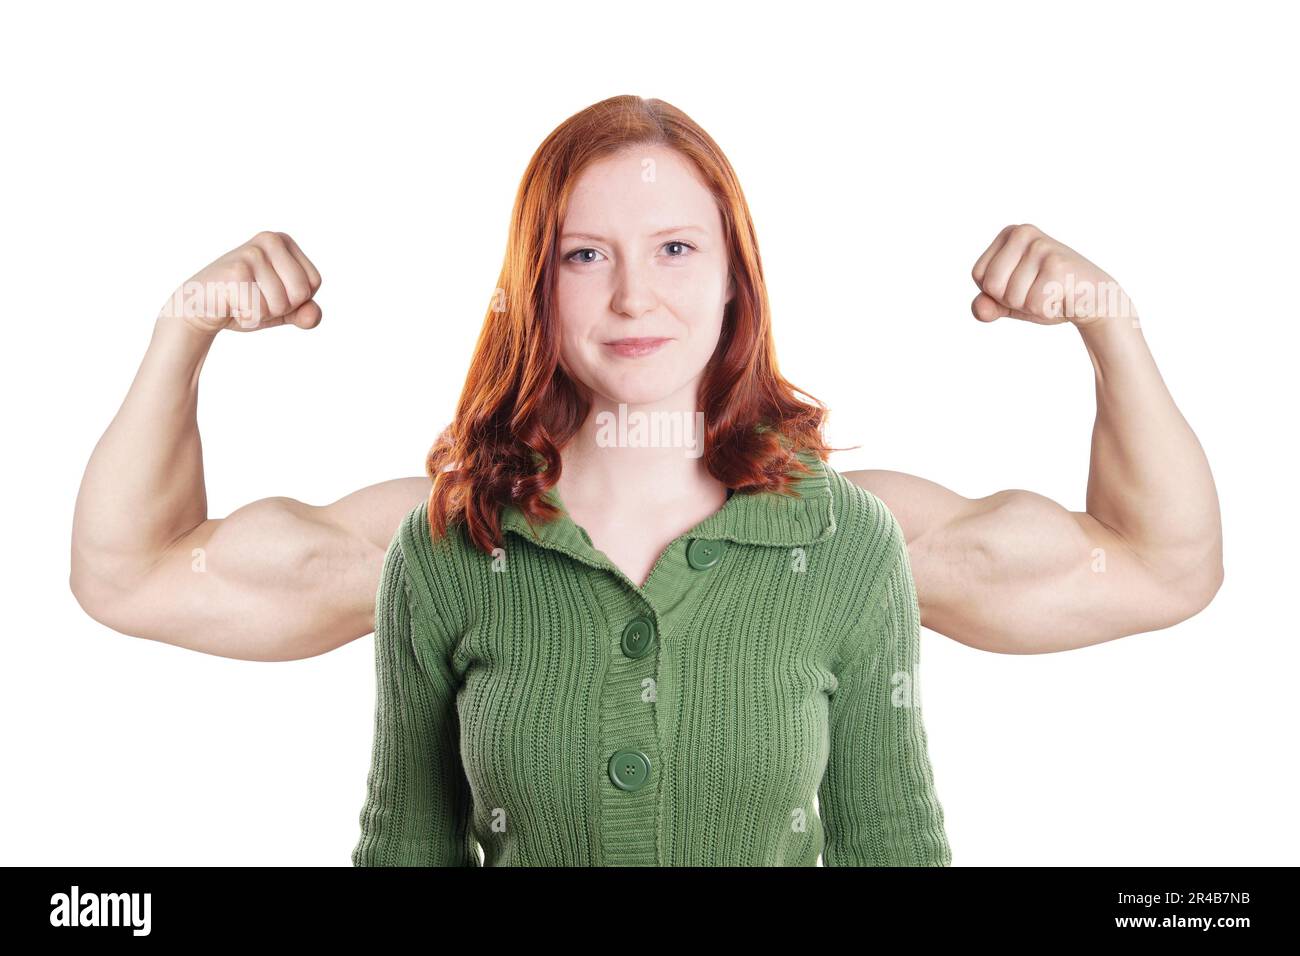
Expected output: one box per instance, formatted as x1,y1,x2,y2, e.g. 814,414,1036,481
560,225,707,242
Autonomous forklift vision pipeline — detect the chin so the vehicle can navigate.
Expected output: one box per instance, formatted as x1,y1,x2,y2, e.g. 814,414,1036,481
598,385,675,407
591,372,691,408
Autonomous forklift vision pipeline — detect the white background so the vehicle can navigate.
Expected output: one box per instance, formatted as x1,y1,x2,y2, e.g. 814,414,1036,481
2,0,1296,866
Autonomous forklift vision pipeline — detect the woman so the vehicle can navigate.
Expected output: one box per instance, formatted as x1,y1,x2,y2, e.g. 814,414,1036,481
70,95,1223,866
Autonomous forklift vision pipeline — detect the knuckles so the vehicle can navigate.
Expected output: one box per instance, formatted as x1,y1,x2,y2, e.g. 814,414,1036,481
224,259,253,282
1039,250,1068,274
251,229,286,247
180,230,317,324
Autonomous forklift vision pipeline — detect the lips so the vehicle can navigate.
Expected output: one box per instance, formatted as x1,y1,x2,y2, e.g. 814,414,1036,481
604,337,672,357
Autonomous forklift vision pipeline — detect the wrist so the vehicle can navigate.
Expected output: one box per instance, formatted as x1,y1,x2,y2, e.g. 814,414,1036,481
149,312,218,390
1069,281,1140,333
1075,310,1142,343
154,310,220,347
1076,309,1148,383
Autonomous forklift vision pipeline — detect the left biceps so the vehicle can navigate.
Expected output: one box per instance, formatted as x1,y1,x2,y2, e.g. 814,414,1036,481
913,489,1206,653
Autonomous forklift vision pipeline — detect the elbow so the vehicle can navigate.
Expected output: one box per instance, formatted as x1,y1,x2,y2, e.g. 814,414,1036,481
1188,529,1225,617
1164,550,1224,625
1183,560,1224,619
69,553,104,621
1138,527,1224,627
69,545,142,636
69,558,121,631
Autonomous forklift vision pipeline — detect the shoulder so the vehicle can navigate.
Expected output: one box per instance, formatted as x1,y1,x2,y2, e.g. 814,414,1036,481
823,460,907,555
388,499,475,641
822,460,911,602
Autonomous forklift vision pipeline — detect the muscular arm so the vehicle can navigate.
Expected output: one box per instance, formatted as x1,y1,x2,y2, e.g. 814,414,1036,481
69,232,433,661
846,468,1217,654
845,227,1224,654
73,474,430,662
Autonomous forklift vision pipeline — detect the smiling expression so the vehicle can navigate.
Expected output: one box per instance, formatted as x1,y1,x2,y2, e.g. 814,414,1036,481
553,143,735,409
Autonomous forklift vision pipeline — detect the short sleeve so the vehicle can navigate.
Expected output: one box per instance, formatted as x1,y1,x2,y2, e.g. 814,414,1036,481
351,532,479,866
818,526,953,866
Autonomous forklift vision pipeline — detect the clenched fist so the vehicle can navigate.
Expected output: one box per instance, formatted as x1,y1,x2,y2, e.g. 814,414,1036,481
970,224,1136,328
160,231,322,334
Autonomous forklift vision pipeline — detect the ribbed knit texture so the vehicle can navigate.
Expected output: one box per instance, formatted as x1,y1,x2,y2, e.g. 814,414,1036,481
351,451,952,866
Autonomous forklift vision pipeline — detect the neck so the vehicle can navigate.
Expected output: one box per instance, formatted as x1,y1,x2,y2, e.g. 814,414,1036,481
556,389,724,512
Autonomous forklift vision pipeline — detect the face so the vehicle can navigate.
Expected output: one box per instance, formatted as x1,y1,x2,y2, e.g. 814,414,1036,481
553,144,734,411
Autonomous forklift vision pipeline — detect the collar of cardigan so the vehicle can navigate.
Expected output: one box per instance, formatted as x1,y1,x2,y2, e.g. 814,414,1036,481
498,448,836,567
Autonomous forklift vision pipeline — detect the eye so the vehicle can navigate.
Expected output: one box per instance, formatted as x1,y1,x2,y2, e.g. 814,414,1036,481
565,247,605,264
563,241,698,265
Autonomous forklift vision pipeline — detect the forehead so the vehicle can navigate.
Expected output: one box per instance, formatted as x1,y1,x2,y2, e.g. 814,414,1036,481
562,145,720,234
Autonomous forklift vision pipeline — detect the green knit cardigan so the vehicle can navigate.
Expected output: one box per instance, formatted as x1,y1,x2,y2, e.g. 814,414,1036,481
351,451,952,866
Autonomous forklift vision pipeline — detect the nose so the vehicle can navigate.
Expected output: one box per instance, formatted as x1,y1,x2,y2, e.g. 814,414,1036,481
610,257,657,319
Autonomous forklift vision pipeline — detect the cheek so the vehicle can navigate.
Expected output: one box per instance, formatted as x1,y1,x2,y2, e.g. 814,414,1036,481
554,278,595,343
556,322,583,376
666,267,728,323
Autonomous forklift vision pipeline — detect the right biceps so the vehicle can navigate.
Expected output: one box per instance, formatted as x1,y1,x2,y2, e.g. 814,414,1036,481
86,497,386,661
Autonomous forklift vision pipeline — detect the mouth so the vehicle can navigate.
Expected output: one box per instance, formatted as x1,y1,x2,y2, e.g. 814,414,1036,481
603,337,672,358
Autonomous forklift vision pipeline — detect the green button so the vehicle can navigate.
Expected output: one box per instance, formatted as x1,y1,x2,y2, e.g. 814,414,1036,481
686,537,727,570
620,616,656,659
608,749,652,791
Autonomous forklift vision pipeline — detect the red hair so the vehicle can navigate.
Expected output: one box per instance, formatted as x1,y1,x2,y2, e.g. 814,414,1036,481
426,94,849,554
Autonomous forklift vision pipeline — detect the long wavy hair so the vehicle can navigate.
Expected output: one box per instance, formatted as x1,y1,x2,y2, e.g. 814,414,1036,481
426,94,847,554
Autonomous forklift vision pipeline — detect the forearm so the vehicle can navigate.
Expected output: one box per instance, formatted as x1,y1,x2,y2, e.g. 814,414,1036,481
71,314,218,596
1079,314,1223,599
